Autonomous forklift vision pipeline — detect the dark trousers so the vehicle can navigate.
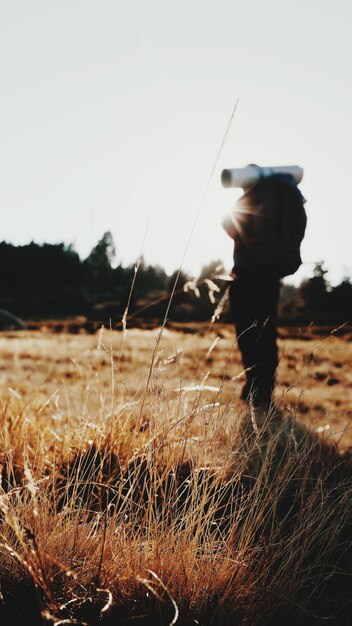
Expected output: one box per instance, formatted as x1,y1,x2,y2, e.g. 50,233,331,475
229,276,280,408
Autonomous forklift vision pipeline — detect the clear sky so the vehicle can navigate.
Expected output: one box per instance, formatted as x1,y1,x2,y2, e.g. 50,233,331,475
1,0,351,284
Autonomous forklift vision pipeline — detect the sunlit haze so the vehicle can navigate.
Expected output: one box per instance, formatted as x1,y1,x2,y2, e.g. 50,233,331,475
1,0,351,284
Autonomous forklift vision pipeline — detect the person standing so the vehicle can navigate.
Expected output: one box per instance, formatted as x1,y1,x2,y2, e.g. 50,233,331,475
222,171,307,409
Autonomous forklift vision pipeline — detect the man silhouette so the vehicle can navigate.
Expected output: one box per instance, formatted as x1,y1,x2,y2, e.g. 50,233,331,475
222,171,307,409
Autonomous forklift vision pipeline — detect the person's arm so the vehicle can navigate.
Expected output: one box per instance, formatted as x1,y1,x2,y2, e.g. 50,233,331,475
221,213,237,239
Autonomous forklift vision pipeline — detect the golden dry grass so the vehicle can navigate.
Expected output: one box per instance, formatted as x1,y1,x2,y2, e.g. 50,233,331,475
0,327,351,448
0,326,351,625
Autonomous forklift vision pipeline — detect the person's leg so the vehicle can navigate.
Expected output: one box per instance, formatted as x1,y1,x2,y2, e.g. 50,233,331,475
229,278,262,403
255,285,280,407
230,277,280,407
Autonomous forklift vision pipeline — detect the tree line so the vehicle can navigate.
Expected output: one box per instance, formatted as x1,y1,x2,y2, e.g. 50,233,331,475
0,233,350,326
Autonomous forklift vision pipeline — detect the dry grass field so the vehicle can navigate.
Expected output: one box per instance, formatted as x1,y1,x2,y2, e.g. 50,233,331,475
1,326,351,447
0,326,351,625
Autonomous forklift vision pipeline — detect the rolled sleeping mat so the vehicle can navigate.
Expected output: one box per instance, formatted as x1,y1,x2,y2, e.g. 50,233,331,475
221,165,304,188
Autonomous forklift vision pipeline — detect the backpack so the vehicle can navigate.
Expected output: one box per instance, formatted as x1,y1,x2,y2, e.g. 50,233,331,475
231,173,307,278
